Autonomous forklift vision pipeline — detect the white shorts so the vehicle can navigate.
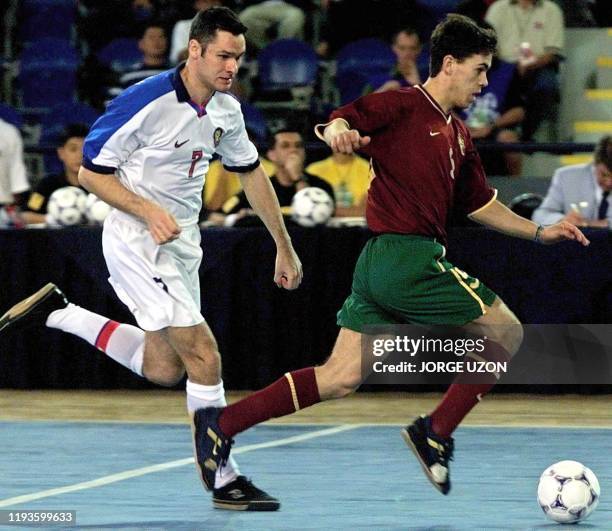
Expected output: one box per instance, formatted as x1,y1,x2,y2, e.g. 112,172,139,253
102,211,205,331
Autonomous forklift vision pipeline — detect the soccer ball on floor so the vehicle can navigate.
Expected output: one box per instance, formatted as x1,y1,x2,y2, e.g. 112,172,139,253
47,186,88,226
291,187,334,227
85,193,112,225
537,460,600,523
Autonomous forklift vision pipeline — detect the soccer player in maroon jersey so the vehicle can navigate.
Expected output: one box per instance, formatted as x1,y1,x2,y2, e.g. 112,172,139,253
193,14,589,495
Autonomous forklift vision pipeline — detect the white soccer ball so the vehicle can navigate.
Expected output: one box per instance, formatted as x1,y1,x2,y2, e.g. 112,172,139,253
47,186,87,226
291,187,334,227
537,460,600,523
85,193,112,225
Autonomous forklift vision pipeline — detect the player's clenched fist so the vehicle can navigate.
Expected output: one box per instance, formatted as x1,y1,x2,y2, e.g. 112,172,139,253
144,203,181,244
329,130,371,155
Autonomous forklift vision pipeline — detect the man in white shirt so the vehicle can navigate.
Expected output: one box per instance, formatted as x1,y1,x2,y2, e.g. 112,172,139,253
533,136,612,228
0,118,29,207
0,7,301,511
485,0,564,139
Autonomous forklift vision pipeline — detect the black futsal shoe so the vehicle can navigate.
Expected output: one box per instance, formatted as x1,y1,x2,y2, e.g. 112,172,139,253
401,415,454,495
193,407,234,491
213,476,281,511
0,283,68,333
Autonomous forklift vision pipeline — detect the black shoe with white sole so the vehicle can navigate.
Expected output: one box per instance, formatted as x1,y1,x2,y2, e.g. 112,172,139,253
213,476,280,511
0,283,68,333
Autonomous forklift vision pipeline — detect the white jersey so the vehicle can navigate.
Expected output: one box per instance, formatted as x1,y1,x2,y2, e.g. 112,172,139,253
0,118,29,204
83,63,259,226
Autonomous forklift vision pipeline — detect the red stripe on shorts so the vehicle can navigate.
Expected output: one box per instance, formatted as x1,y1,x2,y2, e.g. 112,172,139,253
95,320,120,352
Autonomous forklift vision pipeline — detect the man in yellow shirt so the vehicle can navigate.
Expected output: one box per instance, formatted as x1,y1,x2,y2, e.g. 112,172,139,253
305,151,370,216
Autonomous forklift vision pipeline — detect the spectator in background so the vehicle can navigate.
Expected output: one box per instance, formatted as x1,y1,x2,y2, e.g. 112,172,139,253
316,0,424,58
460,23,526,176
170,0,222,64
107,22,171,99
0,118,29,208
485,0,564,140
20,124,89,225
238,0,309,55
455,0,496,25
532,135,612,228
305,151,370,216
203,153,276,225
366,27,423,94
78,0,161,52
220,128,334,226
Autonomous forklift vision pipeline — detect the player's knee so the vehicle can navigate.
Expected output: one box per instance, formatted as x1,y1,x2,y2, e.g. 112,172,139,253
491,316,523,357
144,364,185,387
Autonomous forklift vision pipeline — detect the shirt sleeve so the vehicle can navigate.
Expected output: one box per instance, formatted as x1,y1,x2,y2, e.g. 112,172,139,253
531,170,565,225
8,127,29,195
215,105,260,173
330,91,406,135
545,3,564,56
82,96,144,174
454,132,496,216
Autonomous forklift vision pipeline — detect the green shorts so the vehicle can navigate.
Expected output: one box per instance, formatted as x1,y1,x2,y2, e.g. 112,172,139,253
337,234,497,331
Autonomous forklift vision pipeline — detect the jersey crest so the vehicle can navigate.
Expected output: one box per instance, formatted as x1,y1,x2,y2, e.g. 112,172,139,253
213,127,224,147
458,133,465,157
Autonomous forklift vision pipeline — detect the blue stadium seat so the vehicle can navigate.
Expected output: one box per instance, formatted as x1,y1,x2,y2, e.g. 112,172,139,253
19,38,79,107
335,38,396,104
241,101,268,144
97,38,142,73
0,103,24,129
41,102,100,142
257,39,319,91
19,0,76,43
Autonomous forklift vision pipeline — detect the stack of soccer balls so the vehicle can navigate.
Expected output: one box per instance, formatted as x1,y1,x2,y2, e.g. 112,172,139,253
537,460,600,523
47,187,111,226
291,187,334,227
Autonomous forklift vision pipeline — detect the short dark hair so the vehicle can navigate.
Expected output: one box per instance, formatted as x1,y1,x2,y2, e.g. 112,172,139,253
393,27,420,43
59,123,89,146
429,14,497,77
268,127,303,151
594,136,612,170
139,21,167,40
189,6,247,49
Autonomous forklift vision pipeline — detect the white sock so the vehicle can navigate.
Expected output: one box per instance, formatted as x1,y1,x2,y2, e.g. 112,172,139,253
187,379,239,488
46,303,144,376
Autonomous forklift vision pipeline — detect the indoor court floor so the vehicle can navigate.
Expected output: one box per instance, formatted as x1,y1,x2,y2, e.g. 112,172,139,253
0,391,610,530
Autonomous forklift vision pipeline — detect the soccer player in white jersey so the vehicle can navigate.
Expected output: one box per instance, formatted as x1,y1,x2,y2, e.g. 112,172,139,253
0,7,302,511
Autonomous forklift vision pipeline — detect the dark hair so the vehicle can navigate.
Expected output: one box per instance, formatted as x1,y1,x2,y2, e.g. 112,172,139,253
189,6,247,49
429,14,497,77
139,20,167,40
59,123,89,146
594,135,612,170
393,27,420,43
267,127,303,151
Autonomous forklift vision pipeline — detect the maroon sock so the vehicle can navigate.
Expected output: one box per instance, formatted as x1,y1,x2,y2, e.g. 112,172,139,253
430,340,511,438
218,367,321,438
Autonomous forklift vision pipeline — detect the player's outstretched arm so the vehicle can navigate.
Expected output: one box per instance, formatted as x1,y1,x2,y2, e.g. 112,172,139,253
78,166,180,244
314,118,371,154
239,165,303,290
469,199,590,246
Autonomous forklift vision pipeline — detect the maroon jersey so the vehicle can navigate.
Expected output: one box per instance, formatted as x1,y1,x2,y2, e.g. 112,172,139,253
330,85,496,243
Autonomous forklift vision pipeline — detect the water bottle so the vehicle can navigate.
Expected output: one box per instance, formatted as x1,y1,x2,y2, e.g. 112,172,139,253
336,182,353,208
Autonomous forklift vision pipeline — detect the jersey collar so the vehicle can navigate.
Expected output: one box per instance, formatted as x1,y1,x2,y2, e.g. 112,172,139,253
172,61,213,117
172,62,191,103
415,85,452,124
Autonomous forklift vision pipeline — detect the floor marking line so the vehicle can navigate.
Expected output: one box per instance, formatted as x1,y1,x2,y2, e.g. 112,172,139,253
0,424,359,508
